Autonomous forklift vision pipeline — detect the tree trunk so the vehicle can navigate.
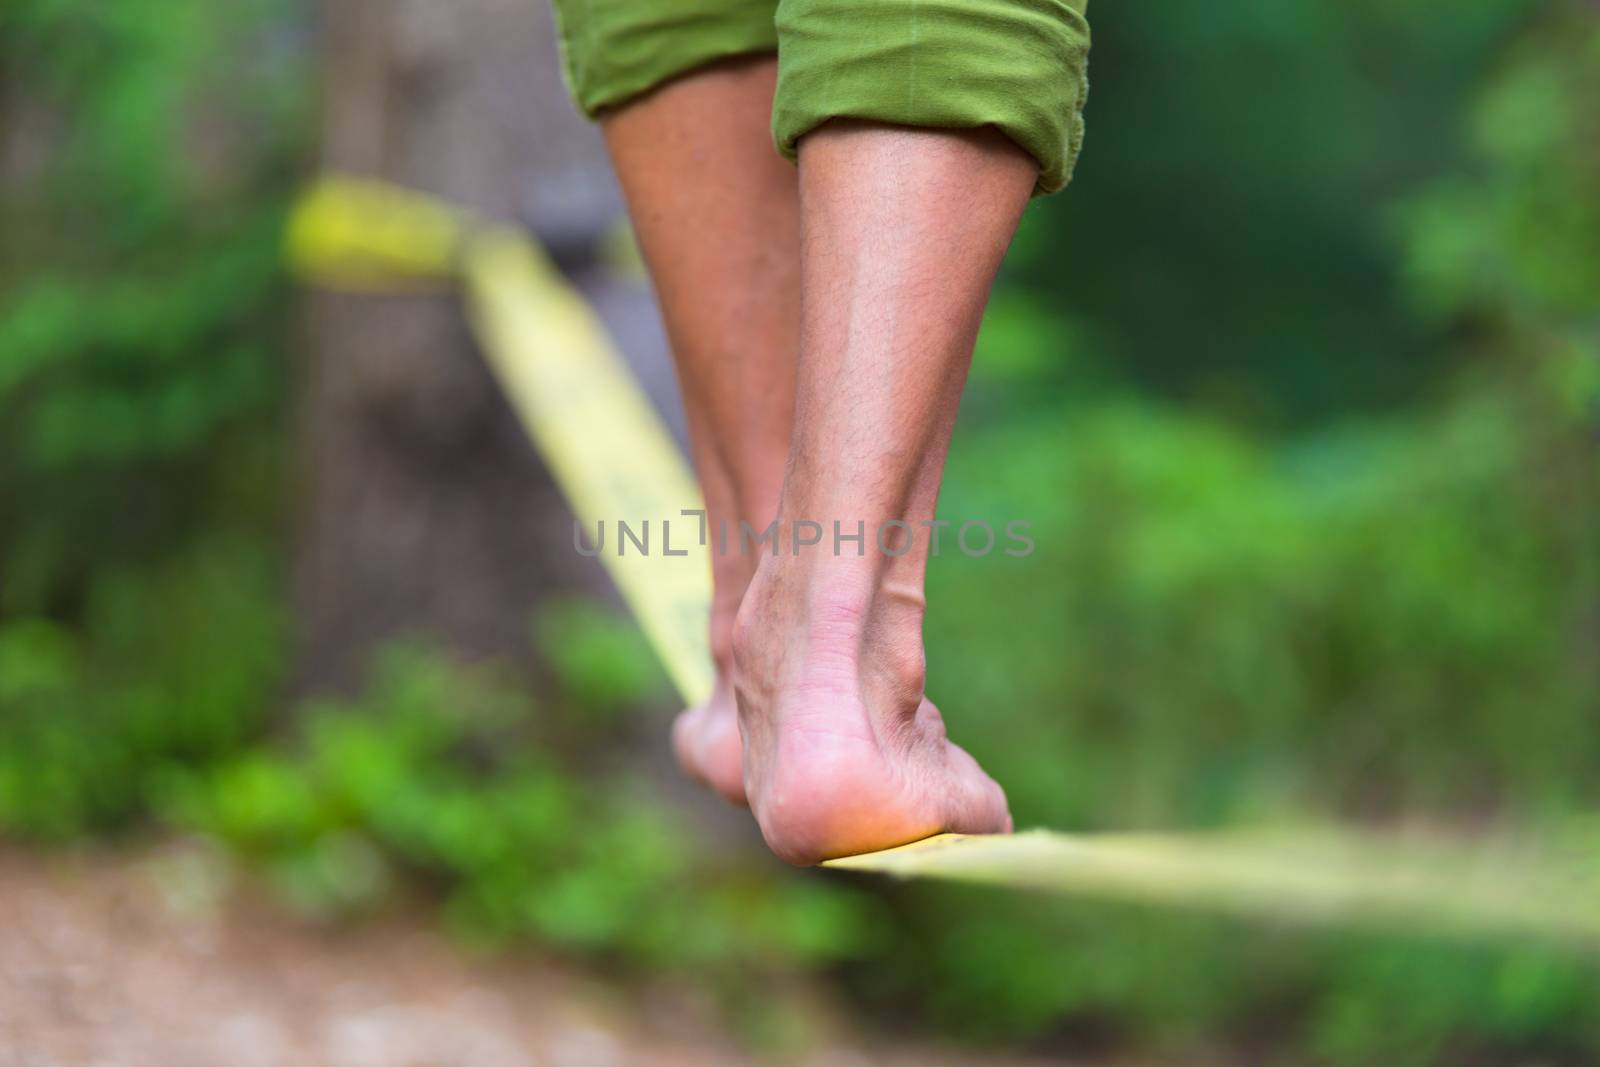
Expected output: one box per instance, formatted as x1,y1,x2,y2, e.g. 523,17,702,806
292,0,675,693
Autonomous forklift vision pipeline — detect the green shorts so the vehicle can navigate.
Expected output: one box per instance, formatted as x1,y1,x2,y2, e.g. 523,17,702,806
550,0,1091,195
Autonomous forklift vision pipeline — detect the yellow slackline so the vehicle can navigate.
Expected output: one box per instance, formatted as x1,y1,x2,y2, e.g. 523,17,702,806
287,176,1600,946
826,829,1600,944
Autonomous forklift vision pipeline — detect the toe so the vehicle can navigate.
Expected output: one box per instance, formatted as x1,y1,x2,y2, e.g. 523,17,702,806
701,714,749,806
939,741,1011,836
671,707,710,786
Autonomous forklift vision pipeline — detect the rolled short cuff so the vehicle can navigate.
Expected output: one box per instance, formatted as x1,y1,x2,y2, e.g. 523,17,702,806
553,0,780,116
771,0,1090,195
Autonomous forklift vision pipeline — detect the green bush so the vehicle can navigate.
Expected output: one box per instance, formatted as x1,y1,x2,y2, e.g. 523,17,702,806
0,538,282,837
0,0,302,616
155,637,882,989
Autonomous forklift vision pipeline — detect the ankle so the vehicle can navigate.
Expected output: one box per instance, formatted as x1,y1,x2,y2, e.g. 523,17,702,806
731,553,928,713
708,603,738,678
732,552,873,653
708,547,759,679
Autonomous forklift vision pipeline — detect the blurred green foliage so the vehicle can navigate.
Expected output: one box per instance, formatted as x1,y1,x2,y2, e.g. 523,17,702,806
1016,0,1547,423
0,0,301,616
1,0,1597,1064
155,637,877,977
0,539,281,837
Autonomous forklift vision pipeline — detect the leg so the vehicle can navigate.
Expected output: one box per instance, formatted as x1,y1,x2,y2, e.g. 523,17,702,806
733,121,1036,863
600,57,800,804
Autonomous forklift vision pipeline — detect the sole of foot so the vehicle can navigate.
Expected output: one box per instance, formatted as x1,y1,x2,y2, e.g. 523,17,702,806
731,571,1011,865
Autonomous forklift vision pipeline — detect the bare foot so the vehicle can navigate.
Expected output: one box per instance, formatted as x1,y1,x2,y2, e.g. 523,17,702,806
671,676,747,805
731,558,1011,865
670,543,762,806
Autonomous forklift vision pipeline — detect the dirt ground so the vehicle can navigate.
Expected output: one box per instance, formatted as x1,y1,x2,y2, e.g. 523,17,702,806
0,843,1116,1067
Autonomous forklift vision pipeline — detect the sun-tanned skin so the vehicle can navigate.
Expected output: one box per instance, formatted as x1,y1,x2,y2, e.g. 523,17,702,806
601,59,798,806
602,58,1032,863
